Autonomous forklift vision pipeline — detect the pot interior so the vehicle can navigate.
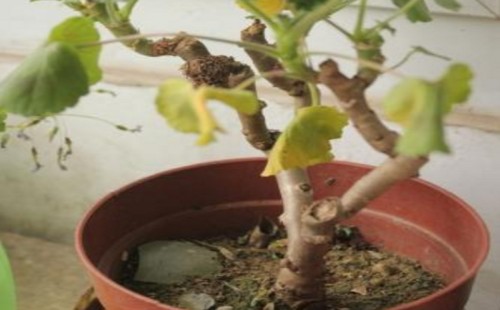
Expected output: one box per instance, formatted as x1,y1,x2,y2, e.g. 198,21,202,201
78,159,488,308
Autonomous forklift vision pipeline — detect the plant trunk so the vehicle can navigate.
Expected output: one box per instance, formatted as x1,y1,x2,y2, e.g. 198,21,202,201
275,169,340,309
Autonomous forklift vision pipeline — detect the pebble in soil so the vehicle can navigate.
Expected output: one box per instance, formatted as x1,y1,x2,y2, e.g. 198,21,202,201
120,225,444,310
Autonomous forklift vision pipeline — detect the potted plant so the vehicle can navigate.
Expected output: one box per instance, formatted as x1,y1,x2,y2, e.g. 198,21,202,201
0,0,489,309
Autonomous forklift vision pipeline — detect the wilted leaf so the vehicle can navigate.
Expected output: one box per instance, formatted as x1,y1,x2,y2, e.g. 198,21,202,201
178,293,216,310
351,284,368,295
383,63,473,156
0,243,16,310
0,42,89,116
48,16,102,85
134,241,222,285
248,217,279,249
156,79,259,145
262,106,348,176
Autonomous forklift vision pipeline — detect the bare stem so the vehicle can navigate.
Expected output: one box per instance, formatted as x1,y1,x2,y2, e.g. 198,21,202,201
275,169,334,308
319,59,399,156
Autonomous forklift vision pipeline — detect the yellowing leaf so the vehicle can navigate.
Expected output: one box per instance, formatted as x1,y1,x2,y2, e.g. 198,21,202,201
237,0,286,16
204,88,260,115
439,63,473,112
383,78,428,127
262,106,347,176
193,89,219,145
156,79,260,145
383,63,473,156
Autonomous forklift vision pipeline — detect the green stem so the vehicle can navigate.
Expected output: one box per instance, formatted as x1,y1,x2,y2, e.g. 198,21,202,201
354,0,368,38
78,32,279,58
307,51,405,78
291,0,355,37
307,82,320,106
105,0,123,25
234,71,303,91
120,0,139,20
59,114,127,129
324,20,355,41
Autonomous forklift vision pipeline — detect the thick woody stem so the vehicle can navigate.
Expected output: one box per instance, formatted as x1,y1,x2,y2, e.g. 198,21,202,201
312,155,428,222
275,169,333,309
318,59,399,156
276,169,313,259
182,54,275,151
228,68,276,151
66,2,209,60
241,20,295,92
276,182,342,309
340,156,428,218
318,59,428,221
309,156,427,222
241,20,312,102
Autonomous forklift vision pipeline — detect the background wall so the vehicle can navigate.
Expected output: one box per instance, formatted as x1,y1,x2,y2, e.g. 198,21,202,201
0,1,499,309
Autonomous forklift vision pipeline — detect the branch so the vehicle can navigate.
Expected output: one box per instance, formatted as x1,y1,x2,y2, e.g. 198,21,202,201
227,65,276,151
275,169,324,307
310,156,427,222
340,156,428,217
241,20,309,97
318,59,399,156
66,2,209,60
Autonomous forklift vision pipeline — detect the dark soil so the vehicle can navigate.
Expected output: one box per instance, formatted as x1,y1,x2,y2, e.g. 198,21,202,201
120,226,444,310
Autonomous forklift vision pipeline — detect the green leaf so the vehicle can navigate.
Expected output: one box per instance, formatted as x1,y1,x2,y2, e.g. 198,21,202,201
0,109,6,132
392,0,432,22
48,16,102,85
0,243,16,310
156,79,260,145
383,63,473,156
0,42,89,116
434,0,461,11
262,106,348,176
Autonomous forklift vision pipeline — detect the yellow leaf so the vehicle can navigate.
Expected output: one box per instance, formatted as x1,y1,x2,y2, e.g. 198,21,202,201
262,106,347,176
237,0,287,16
156,79,260,145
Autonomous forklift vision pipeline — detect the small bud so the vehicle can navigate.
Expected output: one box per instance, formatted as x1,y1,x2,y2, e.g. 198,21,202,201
48,126,59,142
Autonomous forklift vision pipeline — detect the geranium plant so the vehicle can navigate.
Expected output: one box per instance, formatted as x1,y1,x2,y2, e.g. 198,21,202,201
0,0,474,308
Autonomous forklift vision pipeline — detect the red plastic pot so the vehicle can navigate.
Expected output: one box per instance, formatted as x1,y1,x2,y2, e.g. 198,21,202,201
76,158,489,310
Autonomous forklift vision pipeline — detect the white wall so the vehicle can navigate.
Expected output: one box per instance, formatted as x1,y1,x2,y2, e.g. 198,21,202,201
0,1,499,308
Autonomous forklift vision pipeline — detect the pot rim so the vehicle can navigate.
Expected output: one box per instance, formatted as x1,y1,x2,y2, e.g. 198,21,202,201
75,157,490,310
